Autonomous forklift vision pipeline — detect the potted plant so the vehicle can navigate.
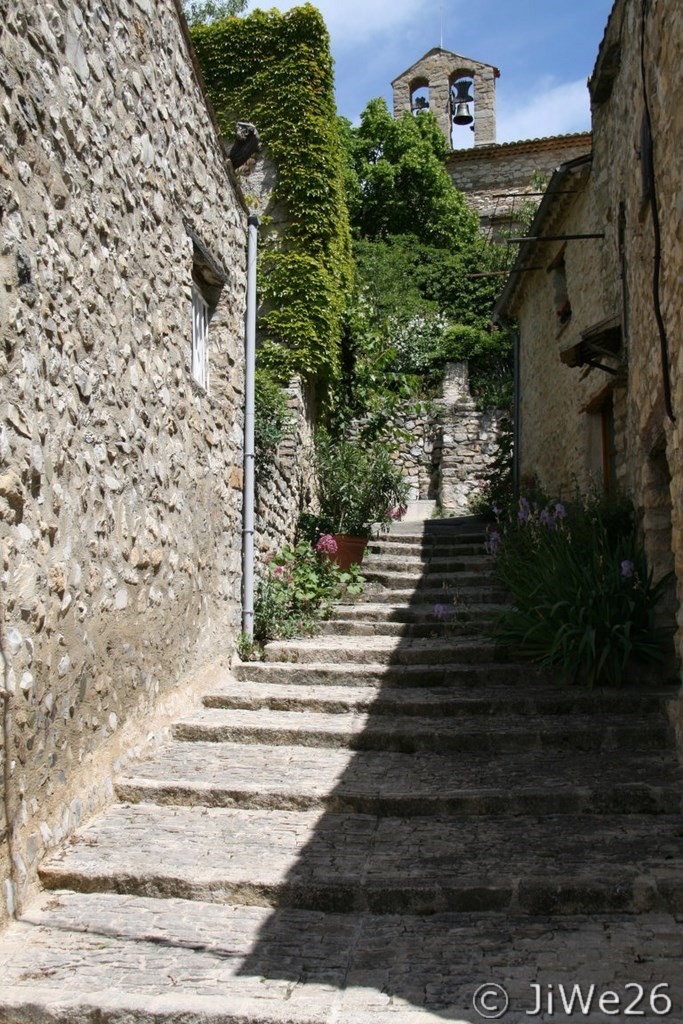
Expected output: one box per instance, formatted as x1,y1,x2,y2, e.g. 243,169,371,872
312,428,409,569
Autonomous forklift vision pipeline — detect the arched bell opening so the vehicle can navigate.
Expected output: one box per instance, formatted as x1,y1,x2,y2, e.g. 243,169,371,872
410,77,430,115
449,73,475,147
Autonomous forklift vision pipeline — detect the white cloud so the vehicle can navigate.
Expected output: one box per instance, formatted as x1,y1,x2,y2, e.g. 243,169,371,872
245,0,431,46
496,77,591,143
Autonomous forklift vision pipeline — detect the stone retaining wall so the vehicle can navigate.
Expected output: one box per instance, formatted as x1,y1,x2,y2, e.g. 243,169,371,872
388,364,502,513
255,377,316,559
0,0,247,923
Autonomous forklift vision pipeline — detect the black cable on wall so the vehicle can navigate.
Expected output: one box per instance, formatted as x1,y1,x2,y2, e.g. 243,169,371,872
640,0,675,422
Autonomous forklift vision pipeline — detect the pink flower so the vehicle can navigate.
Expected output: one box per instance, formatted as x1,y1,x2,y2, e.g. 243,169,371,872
315,533,338,555
387,504,408,521
273,565,285,578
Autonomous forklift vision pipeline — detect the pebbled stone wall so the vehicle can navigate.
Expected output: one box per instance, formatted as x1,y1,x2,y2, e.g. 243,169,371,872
254,376,316,559
0,0,247,923
384,364,502,513
496,0,682,708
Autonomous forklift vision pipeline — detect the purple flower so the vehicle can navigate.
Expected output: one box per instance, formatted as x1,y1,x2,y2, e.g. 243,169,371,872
492,505,502,516
621,559,635,579
554,503,567,520
485,529,501,555
315,533,338,555
539,509,555,527
433,603,450,621
518,506,530,524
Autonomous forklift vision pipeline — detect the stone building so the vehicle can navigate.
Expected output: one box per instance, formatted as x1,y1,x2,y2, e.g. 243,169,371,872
392,47,498,149
0,0,249,922
494,0,683,713
447,132,591,238
392,48,591,236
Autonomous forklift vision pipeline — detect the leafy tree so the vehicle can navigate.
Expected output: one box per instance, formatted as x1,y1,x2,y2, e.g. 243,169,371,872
343,99,478,249
191,6,353,386
337,98,515,418
182,0,246,27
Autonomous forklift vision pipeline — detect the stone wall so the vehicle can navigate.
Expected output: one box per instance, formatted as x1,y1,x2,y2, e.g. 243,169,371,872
508,162,623,498
439,364,502,514
590,0,683,711
254,376,316,559
0,0,248,923
392,47,497,148
447,134,591,235
496,0,682,711
386,364,502,513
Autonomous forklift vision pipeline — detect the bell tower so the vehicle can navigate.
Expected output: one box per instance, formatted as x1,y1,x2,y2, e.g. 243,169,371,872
391,48,499,149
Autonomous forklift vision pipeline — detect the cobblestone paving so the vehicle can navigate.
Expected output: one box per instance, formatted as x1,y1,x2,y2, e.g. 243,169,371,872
1,516,683,1023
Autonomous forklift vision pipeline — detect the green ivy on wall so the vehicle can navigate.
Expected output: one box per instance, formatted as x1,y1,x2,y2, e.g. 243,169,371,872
191,5,354,386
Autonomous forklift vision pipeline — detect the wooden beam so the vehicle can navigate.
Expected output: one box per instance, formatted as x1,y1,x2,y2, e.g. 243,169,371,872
506,233,605,243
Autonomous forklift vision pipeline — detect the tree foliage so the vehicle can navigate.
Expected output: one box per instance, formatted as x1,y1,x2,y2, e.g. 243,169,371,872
182,0,246,28
343,99,479,249
191,6,354,385
337,99,514,418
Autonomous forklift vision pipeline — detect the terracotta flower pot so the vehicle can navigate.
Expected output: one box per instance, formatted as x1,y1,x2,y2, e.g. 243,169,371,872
332,534,368,571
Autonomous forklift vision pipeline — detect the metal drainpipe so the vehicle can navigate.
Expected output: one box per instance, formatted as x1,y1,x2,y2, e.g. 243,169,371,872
242,214,260,637
512,325,521,499
494,316,521,499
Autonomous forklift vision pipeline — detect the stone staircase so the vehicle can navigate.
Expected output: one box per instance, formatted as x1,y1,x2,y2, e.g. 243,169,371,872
1,517,683,1023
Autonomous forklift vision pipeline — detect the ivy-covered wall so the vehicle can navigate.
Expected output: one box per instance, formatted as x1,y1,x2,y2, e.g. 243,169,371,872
192,5,354,386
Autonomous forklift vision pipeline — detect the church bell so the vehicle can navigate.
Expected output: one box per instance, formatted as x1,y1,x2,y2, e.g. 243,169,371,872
452,78,474,126
453,102,473,126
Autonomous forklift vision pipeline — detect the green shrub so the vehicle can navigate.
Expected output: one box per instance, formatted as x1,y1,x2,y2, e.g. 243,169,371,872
254,367,290,485
191,7,353,386
314,427,410,536
489,496,672,687
254,539,364,642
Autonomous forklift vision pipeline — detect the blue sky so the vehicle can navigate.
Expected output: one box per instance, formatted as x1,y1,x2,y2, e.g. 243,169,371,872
245,0,615,144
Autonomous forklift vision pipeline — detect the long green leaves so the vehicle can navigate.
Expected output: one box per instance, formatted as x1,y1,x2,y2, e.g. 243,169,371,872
491,497,672,687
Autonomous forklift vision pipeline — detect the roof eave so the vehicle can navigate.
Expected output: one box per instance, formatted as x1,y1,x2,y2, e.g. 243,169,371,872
493,153,592,321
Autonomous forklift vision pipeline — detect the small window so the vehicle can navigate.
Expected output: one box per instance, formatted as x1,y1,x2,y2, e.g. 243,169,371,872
187,227,227,393
549,248,571,331
191,284,209,390
411,83,430,114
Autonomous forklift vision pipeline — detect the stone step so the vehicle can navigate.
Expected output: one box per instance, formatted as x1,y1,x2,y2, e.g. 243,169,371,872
358,586,508,605
4,892,683,1024
362,554,489,573
262,636,499,666
38,804,683,915
332,601,505,623
318,618,483,638
203,679,674,718
172,707,671,754
363,569,494,590
116,740,683,817
368,539,485,557
232,659,547,688
376,528,487,544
